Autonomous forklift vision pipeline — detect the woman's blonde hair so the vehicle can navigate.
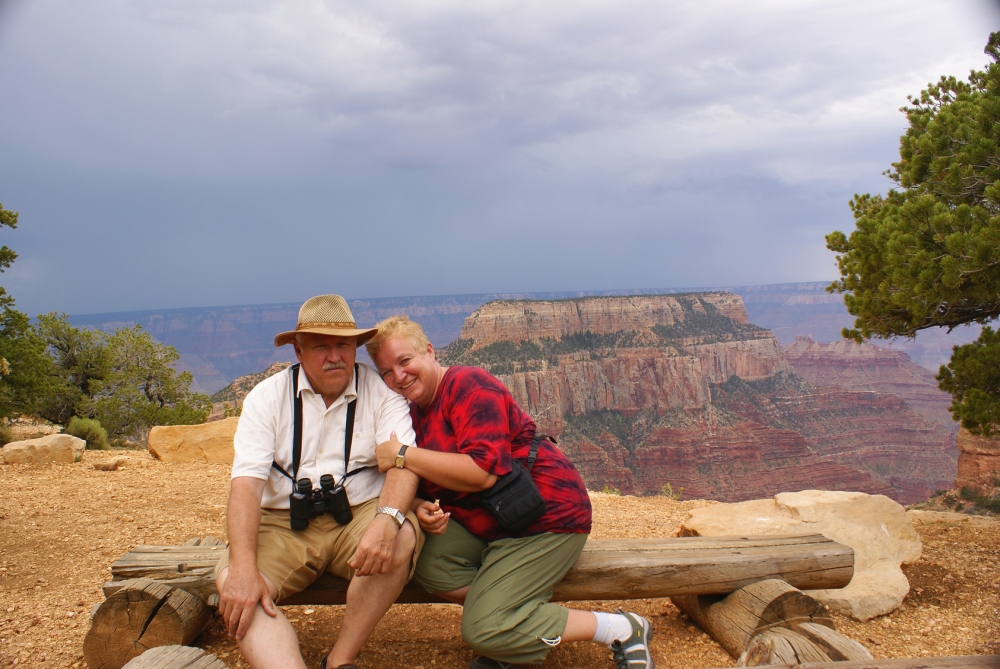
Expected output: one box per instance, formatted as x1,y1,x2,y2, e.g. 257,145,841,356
365,315,431,361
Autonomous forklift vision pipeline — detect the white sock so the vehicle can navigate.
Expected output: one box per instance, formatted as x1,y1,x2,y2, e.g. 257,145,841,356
591,612,633,646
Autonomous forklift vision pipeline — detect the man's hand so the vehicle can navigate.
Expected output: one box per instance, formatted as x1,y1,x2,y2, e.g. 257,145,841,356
349,513,399,575
414,500,449,535
375,431,404,472
218,564,277,641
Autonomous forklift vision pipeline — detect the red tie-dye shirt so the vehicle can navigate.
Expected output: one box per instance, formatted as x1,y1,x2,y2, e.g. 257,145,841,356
410,365,592,541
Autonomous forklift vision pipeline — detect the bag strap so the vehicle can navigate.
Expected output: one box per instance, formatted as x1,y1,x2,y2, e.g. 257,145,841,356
527,433,554,471
342,364,362,481
271,364,303,481
449,433,552,509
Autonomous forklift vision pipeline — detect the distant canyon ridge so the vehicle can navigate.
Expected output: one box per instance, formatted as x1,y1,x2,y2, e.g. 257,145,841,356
70,283,981,395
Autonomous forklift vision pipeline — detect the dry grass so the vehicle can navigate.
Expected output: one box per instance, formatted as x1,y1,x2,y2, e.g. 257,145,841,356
0,454,997,668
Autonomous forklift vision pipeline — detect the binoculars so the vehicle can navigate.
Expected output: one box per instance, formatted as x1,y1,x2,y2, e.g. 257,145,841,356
289,474,353,531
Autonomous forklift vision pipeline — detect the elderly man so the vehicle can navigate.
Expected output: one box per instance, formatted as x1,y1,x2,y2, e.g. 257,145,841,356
215,294,421,669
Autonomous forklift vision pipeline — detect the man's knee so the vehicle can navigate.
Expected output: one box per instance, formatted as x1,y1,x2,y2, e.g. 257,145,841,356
391,522,417,571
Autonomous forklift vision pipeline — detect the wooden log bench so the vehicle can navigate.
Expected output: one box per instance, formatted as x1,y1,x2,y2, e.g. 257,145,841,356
86,533,854,669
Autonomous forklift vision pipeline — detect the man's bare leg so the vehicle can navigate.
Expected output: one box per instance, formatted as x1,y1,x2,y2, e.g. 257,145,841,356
325,523,417,668
217,567,307,669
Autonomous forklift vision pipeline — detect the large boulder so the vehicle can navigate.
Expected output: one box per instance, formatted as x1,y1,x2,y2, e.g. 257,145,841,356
2,433,85,464
956,427,1000,489
680,490,921,621
147,418,238,464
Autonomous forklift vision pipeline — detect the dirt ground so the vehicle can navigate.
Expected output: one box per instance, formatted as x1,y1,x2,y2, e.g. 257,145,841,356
0,451,997,668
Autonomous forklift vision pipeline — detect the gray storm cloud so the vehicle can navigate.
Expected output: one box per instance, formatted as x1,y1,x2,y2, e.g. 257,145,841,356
0,0,994,314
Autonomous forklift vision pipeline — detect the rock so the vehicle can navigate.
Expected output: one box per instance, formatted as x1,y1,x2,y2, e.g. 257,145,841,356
147,418,238,464
93,457,127,471
680,490,921,621
2,434,86,464
955,427,1000,489
907,509,998,528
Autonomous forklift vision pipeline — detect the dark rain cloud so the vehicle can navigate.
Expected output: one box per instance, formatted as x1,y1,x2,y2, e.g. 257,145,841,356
0,0,994,314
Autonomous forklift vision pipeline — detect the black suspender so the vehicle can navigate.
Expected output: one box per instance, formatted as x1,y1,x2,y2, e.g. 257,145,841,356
272,363,363,483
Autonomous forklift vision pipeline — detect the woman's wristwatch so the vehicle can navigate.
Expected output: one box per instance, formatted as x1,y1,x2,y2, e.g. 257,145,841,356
395,443,409,469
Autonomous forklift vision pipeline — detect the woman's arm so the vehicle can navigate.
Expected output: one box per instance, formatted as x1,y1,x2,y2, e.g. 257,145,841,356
376,434,498,492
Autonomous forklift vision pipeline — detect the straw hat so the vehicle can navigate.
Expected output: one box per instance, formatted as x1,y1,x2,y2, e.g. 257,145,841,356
274,295,377,348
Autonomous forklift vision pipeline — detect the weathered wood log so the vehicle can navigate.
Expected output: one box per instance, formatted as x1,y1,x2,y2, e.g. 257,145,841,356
742,627,830,666
673,579,872,666
104,573,217,604
84,580,214,669
107,533,853,606
122,645,225,669
672,579,836,657
180,536,224,547
708,656,1000,669
796,622,872,662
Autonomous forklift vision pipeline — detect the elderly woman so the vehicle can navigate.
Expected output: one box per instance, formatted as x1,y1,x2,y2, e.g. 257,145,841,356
369,316,654,669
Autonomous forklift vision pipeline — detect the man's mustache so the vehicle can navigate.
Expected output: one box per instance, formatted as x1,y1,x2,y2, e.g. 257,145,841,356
323,361,348,372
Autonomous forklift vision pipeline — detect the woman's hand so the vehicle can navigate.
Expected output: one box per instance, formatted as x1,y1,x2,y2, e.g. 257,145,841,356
413,499,449,535
375,431,403,472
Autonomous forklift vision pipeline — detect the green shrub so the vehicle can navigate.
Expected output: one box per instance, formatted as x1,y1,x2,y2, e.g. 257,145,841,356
974,494,1000,513
660,482,684,500
959,485,979,501
600,485,621,496
64,416,109,450
0,424,12,446
955,502,965,512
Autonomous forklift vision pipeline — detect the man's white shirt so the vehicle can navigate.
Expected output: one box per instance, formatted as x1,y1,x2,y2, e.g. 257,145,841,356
231,362,416,510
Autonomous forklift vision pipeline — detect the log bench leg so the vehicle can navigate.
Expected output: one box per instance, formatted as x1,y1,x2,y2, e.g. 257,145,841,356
671,578,873,666
122,645,226,669
84,579,213,669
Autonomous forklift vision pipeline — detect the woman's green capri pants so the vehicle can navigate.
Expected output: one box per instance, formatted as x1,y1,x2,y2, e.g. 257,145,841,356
414,519,588,665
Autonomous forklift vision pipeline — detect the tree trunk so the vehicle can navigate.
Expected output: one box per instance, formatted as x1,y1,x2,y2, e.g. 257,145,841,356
84,580,213,669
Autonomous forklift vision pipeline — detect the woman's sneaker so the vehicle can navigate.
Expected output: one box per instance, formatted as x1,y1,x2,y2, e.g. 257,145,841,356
609,610,654,669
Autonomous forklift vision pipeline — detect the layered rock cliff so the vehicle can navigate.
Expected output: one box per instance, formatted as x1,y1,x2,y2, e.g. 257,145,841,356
955,428,1000,489
440,294,956,503
783,336,957,430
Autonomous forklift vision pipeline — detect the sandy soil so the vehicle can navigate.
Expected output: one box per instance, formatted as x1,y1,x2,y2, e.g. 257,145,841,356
0,451,997,668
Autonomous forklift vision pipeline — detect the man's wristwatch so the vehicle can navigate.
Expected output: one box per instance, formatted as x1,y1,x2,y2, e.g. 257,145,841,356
376,506,405,528
394,443,409,469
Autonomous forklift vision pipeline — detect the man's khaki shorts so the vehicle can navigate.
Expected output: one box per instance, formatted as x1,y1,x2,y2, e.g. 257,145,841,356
215,497,423,602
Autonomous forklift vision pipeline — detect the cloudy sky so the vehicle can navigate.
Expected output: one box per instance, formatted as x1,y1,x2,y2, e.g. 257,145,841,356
0,0,996,316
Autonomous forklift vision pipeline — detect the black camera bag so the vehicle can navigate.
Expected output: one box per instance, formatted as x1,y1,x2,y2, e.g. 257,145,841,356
477,434,548,534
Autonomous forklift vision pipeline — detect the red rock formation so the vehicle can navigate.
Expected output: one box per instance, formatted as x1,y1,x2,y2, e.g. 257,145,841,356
443,294,955,503
460,293,750,348
783,336,957,430
956,428,1000,488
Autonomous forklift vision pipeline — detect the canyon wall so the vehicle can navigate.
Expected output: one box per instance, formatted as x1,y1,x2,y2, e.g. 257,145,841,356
783,336,957,430
440,294,956,503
